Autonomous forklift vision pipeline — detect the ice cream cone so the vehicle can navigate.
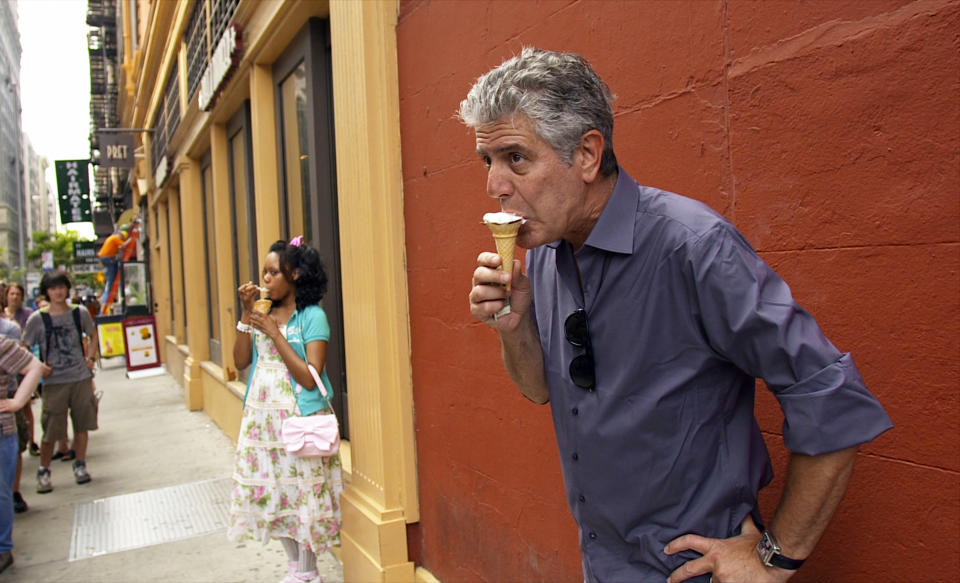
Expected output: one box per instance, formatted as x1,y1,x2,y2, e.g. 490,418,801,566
253,287,271,314
483,213,522,292
489,224,520,291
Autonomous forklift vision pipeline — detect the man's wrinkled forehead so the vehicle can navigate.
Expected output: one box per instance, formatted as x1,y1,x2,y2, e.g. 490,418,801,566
474,116,537,153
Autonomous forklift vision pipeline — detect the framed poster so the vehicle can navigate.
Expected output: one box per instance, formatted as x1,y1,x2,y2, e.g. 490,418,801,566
95,315,126,358
122,316,161,371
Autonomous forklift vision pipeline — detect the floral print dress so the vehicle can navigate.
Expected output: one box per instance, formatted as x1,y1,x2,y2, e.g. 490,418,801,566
228,327,342,552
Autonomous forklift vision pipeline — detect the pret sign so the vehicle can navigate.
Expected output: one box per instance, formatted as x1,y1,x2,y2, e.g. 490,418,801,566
99,133,135,168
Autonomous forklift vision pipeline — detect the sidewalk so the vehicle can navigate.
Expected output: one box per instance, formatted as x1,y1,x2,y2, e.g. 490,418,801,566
6,357,343,583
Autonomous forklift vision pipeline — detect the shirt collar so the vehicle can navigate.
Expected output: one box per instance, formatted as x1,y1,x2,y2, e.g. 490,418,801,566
546,167,637,254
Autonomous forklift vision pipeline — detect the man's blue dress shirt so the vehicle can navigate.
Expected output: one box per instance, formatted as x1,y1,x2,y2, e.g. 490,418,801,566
526,169,893,581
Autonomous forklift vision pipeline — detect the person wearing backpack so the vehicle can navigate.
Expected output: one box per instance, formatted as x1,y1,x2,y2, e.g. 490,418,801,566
21,272,98,493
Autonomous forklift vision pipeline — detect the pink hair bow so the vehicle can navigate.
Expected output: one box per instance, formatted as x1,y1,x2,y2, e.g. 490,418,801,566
289,235,304,247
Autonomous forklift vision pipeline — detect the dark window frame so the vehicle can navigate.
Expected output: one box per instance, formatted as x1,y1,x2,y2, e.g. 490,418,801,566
185,0,208,100
272,19,347,436
227,102,257,383
200,151,221,364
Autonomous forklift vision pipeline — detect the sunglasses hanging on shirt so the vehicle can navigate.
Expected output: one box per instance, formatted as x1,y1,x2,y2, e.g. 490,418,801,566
564,308,596,391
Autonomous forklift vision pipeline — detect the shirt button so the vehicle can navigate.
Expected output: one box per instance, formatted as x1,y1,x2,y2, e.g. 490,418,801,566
572,452,579,461
589,532,597,540
578,494,585,503
572,407,579,416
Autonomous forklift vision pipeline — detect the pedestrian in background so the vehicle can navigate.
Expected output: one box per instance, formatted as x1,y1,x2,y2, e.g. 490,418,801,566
4,283,40,461
4,284,32,330
0,315,25,514
463,48,892,582
228,238,342,583
0,335,49,573
21,273,98,494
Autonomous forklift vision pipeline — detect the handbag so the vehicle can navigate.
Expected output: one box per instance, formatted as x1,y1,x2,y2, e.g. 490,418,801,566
281,364,340,457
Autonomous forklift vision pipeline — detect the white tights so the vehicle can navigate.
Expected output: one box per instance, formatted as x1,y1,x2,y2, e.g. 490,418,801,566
279,537,318,575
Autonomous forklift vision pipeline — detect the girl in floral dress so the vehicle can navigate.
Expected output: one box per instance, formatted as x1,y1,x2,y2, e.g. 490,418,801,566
228,239,342,583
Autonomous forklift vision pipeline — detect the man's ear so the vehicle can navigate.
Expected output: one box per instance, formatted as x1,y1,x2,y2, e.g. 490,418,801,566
576,129,604,183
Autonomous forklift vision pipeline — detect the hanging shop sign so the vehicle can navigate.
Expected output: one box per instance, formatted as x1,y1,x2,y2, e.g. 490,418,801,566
99,133,135,168
41,251,54,272
73,241,101,274
55,160,92,224
198,24,243,111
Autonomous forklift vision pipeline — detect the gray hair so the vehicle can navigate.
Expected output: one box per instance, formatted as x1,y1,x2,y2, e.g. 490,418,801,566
458,48,618,176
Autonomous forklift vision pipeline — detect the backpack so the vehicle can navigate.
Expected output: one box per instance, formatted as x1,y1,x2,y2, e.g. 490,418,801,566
39,308,84,365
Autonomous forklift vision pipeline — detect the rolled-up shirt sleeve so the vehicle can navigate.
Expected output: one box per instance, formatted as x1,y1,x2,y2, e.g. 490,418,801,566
689,224,893,455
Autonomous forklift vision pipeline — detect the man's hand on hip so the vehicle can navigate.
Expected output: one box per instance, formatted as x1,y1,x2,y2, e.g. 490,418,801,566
664,516,794,583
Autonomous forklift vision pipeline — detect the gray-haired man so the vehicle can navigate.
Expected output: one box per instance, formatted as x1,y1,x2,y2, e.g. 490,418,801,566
464,48,892,583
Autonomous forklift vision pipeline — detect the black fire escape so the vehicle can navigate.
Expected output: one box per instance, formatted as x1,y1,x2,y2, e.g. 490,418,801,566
87,0,124,226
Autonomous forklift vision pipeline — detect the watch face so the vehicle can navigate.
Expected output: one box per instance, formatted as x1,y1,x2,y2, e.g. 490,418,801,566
757,532,778,565
759,535,773,553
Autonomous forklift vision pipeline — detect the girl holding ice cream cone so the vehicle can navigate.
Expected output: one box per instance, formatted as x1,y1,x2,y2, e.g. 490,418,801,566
229,237,341,583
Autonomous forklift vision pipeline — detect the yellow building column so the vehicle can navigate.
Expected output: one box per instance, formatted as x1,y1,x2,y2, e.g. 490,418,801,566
249,64,281,256
175,155,208,411
330,1,419,581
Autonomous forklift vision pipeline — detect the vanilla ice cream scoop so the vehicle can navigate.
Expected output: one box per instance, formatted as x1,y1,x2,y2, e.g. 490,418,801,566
482,212,524,225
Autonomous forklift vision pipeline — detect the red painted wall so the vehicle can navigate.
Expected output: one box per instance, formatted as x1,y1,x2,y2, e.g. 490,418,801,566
397,1,959,581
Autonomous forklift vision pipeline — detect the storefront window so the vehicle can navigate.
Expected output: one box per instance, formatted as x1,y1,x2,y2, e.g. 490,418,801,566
228,103,257,380
274,19,347,436
279,62,312,242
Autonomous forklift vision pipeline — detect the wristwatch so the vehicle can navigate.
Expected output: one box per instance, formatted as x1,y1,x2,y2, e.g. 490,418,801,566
756,530,805,570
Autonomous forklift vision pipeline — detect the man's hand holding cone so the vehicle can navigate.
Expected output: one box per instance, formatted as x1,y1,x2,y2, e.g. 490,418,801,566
472,212,528,326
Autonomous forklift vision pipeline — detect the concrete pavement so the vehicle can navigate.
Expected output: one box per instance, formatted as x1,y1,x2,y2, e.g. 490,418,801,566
5,357,343,583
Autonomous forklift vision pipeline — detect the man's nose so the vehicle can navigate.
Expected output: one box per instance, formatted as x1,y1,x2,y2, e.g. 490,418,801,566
486,164,513,200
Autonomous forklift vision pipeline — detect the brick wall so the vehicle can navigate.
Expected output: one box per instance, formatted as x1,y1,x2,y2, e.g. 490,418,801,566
398,1,959,581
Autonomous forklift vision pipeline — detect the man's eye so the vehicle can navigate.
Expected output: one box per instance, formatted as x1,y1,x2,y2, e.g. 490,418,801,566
510,153,525,164
481,156,491,168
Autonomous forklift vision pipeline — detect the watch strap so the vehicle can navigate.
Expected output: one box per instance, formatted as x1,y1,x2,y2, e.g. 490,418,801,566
758,530,806,570
767,553,805,570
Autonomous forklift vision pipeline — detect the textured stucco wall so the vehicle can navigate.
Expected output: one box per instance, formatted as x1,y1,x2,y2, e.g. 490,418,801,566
397,1,959,581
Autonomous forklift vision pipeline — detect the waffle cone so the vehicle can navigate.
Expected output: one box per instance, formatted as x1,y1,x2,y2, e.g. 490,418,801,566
487,221,521,291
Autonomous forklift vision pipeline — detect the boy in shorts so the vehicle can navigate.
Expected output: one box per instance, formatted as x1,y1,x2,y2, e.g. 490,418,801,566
22,272,98,493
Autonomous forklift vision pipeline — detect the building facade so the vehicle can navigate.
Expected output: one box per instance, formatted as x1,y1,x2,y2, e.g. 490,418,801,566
120,1,957,582
21,138,56,241
119,1,418,581
0,0,24,269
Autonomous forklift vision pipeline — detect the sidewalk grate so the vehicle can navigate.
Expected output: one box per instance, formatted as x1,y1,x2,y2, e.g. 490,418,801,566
70,477,232,561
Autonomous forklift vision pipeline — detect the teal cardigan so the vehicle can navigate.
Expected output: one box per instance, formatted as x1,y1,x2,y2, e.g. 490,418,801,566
243,304,334,415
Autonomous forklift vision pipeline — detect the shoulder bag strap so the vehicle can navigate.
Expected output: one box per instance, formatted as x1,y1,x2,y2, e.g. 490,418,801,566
72,308,84,353
40,311,52,364
296,309,330,399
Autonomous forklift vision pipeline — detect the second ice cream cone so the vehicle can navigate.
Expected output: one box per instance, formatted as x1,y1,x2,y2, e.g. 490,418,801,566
253,287,271,314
